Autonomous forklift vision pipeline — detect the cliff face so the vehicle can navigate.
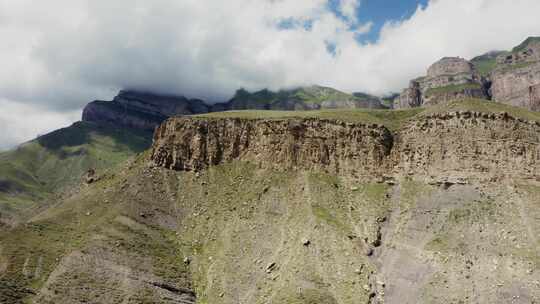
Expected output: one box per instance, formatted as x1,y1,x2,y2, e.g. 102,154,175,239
395,57,488,109
151,113,540,183
396,37,540,112
491,39,540,111
82,90,211,131
151,118,393,178
393,111,540,182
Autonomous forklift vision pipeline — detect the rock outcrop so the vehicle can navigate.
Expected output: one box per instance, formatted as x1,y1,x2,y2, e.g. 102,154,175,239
151,113,540,182
396,37,540,112
82,90,211,131
395,57,488,109
393,111,540,182
491,38,540,111
151,118,393,178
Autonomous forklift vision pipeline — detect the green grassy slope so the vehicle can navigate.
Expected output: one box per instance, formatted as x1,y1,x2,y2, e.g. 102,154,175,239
196,98,540,130
471,51,507,76
0,121,152,222
0,99,539,303
229,85,381,109
1,154,538,303
195,107,424,131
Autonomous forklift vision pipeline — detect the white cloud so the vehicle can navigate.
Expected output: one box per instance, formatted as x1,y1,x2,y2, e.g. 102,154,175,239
0,99,80,151
1,0,540,149
339,0,361,24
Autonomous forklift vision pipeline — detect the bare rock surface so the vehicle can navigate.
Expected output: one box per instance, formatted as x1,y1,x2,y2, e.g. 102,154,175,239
491,39,540,111
151,113,540,183
82,90,211,131
396,57,487,109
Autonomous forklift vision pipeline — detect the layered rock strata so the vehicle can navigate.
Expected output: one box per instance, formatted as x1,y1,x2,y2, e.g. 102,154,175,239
151,114,540,182
395,57,488,109
491,39,540,111
151,118,394,178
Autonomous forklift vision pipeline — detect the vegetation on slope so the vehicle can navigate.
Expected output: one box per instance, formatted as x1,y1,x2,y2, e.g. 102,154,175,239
195,107,424,131
511,36,540,53
421,98,540,122
0,121,152,223
424,83,483,96
196,98,540,132
229,85,382,109
471,51,507,76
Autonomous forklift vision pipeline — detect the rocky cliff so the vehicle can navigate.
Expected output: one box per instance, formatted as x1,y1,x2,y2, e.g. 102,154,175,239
82,90,211,131
151,118,393,178
3,101,540,304
151,110,540,183
395,57,488,109
491,38,540,111
396,37,540,112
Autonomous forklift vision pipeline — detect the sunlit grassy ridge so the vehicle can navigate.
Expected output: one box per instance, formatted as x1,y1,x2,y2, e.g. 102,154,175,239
195,98,540,130
0,121,152,221
420,98,540,121
195,107,425,131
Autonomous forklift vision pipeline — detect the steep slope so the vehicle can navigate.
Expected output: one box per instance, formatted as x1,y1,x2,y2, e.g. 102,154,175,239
490,37,540,111
471,50,508,76
1,99,538,304
0,121,152,226
395,57,489,109
83,90,211,131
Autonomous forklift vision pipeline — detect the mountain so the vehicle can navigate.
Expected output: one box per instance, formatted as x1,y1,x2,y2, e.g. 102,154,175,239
1,99,539,303
470,50,508,76
226,86,385,110
0,121,152,226
395,37,540,111
82,87,386,133
83,90,212,131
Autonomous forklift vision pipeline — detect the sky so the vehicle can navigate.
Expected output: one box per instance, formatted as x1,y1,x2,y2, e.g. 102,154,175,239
1,0,540,150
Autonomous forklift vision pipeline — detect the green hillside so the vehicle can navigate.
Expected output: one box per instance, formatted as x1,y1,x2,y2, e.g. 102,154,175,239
470,51,507,76
0,99,538,303
228,85,383,110
196,98,539,130
0,121,152,224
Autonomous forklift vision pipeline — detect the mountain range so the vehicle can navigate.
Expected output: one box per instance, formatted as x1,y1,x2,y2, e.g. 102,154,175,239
0,37,539,304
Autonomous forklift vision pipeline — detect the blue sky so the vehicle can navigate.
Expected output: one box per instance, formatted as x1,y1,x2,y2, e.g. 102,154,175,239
329,0,429,42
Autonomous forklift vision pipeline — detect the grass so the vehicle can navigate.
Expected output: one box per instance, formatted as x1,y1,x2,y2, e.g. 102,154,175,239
472,57,498,76
421,98,540,122
0,121,152,221
512,36,540,53
230,85,379,107
425,83,482,96
195,107,424,131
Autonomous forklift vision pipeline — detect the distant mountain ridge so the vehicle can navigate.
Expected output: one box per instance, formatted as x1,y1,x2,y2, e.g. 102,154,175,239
83,85,385,131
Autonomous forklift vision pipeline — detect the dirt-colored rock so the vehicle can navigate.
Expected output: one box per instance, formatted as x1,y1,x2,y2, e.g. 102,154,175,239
151,115,540,182
395,57,488,109
491,39,540,111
